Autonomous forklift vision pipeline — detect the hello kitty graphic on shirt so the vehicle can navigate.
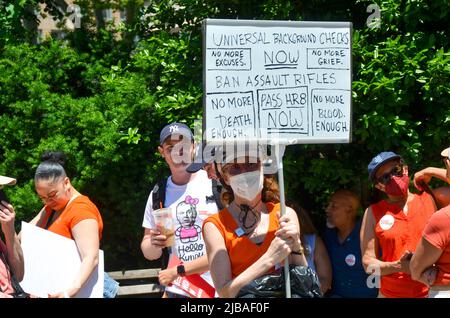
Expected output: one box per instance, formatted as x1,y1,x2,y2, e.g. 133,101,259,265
175,196,202,243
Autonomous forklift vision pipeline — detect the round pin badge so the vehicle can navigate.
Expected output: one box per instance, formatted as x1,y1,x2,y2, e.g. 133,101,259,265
379,214,395,231
345,254,356,266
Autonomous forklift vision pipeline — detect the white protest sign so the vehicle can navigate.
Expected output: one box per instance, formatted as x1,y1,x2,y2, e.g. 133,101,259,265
20,222,104,298
203,19,352,145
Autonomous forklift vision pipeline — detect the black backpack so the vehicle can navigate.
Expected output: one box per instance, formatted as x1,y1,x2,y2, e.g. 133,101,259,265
151,178,224,269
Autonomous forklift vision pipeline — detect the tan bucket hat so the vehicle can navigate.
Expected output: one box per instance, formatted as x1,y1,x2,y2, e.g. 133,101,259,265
0,175,17,186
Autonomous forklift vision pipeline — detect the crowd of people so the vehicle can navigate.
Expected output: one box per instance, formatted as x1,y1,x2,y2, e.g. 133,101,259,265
138,123,450,298
0,121,449,298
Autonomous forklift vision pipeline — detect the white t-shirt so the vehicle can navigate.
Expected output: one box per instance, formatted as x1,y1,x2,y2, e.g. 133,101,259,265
142,170,219,296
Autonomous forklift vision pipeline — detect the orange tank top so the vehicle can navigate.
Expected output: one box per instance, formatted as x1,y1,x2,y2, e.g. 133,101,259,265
203,202,280,278
40,195,103,240
371,192,436,298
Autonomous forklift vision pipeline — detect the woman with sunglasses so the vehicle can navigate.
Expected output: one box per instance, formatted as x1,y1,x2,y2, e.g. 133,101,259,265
202,146,308,298
360,151,437,298
410,146,450,297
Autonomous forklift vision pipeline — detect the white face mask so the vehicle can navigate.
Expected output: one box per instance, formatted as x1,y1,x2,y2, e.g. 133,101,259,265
229,170,263,202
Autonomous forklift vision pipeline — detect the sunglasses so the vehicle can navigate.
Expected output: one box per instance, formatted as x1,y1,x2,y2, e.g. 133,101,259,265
376,164,404,185
221,161,261,176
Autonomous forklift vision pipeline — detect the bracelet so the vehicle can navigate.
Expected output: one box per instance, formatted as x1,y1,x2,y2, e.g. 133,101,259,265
63,291,70,298
291,245,304,255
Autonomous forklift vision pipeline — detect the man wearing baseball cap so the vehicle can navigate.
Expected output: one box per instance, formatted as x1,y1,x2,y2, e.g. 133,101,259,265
360,151,437,298
411,146,450,297
140,123,219,298
0,175,25,298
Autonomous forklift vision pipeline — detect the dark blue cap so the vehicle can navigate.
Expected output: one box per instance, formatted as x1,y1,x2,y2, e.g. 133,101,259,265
159,123,193,145
368,151,401,181
186,143,216,173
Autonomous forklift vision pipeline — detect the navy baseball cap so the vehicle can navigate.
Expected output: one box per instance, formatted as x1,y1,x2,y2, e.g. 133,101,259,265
368,151,402,182
186,143,216,173
159,122,193,145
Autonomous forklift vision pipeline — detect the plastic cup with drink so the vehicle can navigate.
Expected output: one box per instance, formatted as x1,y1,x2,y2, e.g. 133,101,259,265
153,208,175,247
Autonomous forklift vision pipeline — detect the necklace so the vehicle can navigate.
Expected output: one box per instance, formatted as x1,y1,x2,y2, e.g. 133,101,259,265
231,200,264,234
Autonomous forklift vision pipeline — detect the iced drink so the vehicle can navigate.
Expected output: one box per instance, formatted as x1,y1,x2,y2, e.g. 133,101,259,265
153,208,175,247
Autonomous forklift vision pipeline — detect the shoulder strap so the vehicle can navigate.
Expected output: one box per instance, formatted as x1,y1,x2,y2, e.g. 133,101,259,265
152,178,168,211
44,210,56,229
151,178,170,270
211,179,224,210
0,251,28,297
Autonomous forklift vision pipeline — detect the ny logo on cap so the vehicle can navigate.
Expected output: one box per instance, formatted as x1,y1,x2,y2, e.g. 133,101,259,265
374,155,382,163
169,125,179,133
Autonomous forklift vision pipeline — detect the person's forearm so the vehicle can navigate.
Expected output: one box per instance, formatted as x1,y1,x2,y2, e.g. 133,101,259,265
423,168,447,182
141,238,163,260
364,257,401,276
184,255,209,275
4,227,24,281
217,254,274,298
67,254,98,297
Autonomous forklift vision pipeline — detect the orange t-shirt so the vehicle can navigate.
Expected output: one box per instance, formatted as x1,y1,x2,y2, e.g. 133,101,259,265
203,202,280,278
371,192,436,298
422,205,450,286
40,195,103,240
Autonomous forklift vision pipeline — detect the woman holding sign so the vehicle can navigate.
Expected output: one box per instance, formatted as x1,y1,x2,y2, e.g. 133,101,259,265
202,145,308,298
26,151,117,298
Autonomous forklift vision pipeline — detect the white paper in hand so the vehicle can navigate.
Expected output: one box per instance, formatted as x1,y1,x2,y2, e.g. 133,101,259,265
20,221,104,298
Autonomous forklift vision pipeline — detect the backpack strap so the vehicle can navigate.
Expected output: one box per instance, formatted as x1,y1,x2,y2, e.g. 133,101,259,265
151,178,170,270
152,178,167,211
